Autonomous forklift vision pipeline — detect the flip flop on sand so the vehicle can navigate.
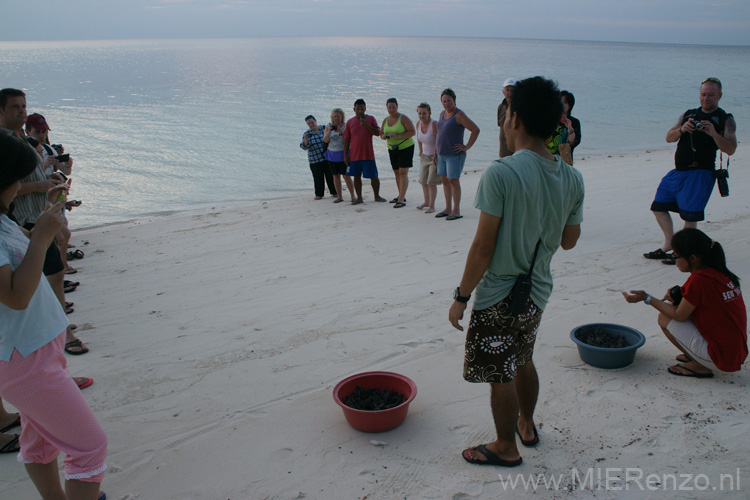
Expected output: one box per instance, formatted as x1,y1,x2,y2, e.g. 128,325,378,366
67,249,85,260
65,339,89,355
516,425,539,447
643,248,670,260
446,215,463,221
0,434,20,454
374,197,387,202
668,364,713,378
462,444,522,467
0,415,20,433
435,212,449,218
74,377,94,390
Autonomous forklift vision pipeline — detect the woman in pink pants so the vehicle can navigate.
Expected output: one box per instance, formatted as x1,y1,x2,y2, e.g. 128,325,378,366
0,134,107,500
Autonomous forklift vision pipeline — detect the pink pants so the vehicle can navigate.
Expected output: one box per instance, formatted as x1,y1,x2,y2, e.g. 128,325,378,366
0,333,107,482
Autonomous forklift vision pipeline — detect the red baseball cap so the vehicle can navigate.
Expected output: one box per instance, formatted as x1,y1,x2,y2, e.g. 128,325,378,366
26,113,51,131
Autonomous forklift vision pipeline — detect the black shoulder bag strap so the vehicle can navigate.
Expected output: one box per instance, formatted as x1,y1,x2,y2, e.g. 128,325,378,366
509,239,542,316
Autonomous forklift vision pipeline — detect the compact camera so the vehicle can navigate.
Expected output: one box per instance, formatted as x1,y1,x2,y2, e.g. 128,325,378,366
694,120,703,130
669,285,683,306
715,168,729,197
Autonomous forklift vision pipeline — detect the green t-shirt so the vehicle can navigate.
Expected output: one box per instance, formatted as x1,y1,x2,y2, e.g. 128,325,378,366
473,149,585,311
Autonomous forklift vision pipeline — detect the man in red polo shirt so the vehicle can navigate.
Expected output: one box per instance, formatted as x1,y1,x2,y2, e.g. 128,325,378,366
343,99,386,205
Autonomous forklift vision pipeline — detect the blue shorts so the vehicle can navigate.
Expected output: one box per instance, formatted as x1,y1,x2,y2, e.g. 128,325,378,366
346,160,378,179
651,169,715,222
437,154,466,180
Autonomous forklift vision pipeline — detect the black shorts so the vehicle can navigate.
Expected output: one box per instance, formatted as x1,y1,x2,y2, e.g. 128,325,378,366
388,144,414,170
23,223,65,276
328,160,347,176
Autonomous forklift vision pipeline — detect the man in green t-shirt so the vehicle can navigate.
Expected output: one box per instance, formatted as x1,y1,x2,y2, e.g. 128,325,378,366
449,77,585,467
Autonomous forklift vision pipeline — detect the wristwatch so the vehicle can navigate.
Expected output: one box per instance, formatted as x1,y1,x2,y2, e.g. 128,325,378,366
644,294,652,306
454,287,471,304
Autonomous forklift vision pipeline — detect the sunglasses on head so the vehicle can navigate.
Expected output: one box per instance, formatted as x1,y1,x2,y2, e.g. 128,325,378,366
702,77,721,87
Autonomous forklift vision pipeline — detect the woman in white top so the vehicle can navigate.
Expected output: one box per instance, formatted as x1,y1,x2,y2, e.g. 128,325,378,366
415,103,440,213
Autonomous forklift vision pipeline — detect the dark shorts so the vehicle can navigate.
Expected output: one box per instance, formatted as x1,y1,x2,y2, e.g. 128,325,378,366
463,294,543,384
328,160,347,176
23,223,64,276
388,144,414,170
346,160,378,179
650,169,715,222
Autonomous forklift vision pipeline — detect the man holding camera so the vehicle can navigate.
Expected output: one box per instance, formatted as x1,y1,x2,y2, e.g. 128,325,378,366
448,77,584,467
644,78,737,264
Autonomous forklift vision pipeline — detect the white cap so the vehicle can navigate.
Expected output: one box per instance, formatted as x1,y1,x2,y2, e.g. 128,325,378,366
503,78,517,88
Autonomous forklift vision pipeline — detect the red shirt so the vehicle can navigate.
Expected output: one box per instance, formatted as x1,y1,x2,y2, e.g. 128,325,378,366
682,268,748,371
343,115,378,161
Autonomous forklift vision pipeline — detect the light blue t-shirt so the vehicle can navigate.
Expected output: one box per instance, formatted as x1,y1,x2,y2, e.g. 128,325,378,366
473,150,585,311
0,214,69,361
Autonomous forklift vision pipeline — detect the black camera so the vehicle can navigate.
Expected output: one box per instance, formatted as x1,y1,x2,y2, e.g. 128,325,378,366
330,125,337,131
694,121,703,130
509,274,533,316
669,285,683,306
56,153,70,162
715,168,729,197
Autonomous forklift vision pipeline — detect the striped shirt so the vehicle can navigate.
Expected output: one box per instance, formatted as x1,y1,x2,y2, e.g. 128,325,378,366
0,128,47,226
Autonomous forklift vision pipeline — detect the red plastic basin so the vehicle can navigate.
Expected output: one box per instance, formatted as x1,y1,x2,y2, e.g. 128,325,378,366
333,371,417,433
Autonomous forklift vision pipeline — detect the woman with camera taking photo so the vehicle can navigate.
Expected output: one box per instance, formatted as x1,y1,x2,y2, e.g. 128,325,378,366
623,228,747,378
324,108,354,203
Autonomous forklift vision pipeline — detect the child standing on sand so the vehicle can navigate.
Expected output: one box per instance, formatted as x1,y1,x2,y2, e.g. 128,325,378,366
0,134,107,500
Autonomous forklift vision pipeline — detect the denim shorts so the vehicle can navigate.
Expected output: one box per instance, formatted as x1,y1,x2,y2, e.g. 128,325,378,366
437,154,466,179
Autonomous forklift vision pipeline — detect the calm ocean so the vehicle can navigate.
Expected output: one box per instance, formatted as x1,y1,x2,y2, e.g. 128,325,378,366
1,37,748,228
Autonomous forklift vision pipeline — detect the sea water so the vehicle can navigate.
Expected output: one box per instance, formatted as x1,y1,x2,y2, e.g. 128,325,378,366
1,37,748,228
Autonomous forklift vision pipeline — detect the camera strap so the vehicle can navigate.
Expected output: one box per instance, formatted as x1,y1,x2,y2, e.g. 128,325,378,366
527,239,542,276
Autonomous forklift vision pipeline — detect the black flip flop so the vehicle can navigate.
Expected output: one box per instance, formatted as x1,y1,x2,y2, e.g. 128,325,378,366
516,425,539,447
65,339,89,355
643,248,669,260
462,444,522,467
0,416,20,433
0,434,20,454
668,364,713,378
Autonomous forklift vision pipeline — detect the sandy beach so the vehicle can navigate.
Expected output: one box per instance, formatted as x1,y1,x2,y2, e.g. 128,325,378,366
2,148,748,500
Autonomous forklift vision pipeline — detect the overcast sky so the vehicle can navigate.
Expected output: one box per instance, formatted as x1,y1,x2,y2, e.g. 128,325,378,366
2,0,749,45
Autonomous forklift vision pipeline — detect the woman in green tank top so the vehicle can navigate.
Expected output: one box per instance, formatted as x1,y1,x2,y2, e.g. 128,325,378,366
380,98,416,208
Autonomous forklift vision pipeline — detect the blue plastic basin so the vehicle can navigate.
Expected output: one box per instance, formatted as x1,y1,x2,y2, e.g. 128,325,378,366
570,323,646,369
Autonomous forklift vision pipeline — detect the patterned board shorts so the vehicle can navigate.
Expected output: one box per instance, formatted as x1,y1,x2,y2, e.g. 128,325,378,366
463,294,543,384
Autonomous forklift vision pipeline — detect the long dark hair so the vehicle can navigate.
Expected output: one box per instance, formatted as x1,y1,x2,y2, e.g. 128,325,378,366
0,134,38,214
671,228,740,287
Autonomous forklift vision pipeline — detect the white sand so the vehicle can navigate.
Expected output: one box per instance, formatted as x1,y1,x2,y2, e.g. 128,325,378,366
2,149,748,500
